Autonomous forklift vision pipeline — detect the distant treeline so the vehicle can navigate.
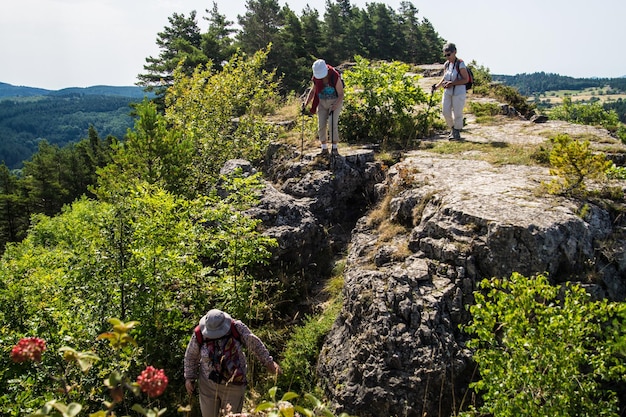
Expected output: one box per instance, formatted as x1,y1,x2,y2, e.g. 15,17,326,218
138,1,445,98
493,72,626,123
0,127,116,250
0,94,136,169
493,72,626,96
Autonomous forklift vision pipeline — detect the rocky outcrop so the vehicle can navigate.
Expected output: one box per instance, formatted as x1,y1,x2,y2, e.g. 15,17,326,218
315,151,626,417
245,147,383,282
222,113,626,416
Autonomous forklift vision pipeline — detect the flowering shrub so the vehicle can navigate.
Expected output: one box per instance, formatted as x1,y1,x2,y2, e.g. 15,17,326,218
137,365,168,398
5,319,170,417
10,337,46,363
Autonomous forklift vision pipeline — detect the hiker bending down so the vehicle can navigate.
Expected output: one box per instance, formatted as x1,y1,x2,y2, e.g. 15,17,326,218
184,309,281,417
302,59,344,157
432,42,469,141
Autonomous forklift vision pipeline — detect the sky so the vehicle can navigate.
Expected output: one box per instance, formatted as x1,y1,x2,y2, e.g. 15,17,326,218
1,0,625,90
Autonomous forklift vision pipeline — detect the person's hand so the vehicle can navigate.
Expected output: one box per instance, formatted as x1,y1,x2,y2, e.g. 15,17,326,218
268,361,282,375
431,84,437,92
185,379,195,395
300,102,307,115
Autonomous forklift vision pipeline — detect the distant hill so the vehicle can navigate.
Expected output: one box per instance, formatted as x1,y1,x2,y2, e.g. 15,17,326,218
0,82,154,169
492,72,626,96
0,82,150,100
0,82,49,98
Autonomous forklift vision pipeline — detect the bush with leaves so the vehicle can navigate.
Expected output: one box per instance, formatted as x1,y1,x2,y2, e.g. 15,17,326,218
165,46,280,192
550,96,623,133
0,175,279,413
3,319,168,417
340,55,430,149
543,133,612,196
461,272,626,417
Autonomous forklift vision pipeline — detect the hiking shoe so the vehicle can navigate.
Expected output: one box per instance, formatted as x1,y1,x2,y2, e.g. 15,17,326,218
447,129,455,140
314,149,329,162
331,148,340,156
452,128,462,140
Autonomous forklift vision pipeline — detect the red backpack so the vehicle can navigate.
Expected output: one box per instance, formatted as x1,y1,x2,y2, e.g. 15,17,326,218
194,321,245,384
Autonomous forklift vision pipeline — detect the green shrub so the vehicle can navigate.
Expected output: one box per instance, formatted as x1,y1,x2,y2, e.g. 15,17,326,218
490,83,536,118
544,133,612,195
550,96,623,132
461,272,626,417
340,56,432,149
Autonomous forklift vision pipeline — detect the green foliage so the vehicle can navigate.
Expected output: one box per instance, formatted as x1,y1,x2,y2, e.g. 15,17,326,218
4,319,170,417
544,133,612,195
489,82,536,118
550,96,623,132
465,61,492,96
0,177,279,413
606,162,626,180
340,56,431,149
165,47,280,191
0,128,116,253
278,301,340,394
461,272,626,417
466,101,501,124
254,386,353,417
95,99,194,198
604,98,626,124
200,171,279,321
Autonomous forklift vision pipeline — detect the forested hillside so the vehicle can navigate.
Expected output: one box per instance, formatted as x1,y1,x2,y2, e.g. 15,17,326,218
493,72,626,95
2,0,626,415
0,94,137,169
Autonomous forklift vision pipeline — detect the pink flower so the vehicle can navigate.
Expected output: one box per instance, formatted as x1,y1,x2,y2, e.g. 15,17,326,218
137,365,168,398
11,337,46,363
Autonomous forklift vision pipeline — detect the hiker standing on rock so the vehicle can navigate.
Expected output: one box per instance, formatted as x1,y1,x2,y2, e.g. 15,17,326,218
433,42,470,140
184,309,281,417
302,59,344,157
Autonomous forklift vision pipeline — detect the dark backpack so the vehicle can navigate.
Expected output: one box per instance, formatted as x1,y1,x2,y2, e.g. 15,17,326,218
445,59,473,90
194,321,245,384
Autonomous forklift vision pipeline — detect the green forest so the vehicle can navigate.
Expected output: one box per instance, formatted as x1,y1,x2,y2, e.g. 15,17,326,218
2,0,626,416
0,95,136,169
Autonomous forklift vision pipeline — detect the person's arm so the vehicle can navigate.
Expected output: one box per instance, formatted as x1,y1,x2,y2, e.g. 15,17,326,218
330,73,344,112
433,69,446,90
235,321,282,375
451,66,470,86
183,334,201,394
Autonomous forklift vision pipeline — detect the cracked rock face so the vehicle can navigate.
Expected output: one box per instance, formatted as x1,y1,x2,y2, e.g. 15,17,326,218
316,151,625,417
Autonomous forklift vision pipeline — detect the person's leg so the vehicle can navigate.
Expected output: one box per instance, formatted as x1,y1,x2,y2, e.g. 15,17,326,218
317,100,331,152
216,383,247,416
198,375,221,417
441,93,454,129
451,93,466,131
330,100,342,145
441,93,455,138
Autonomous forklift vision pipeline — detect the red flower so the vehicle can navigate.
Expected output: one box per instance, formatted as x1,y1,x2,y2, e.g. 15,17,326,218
137,366,168,398
10,337,46,363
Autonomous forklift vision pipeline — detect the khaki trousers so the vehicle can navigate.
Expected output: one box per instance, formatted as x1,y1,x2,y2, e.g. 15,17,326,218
442,89,466,130
317,98,342,144
198,374,246,417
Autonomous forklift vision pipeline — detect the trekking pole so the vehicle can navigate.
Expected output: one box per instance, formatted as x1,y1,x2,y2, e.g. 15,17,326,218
300,104,305,161
329,110,334,165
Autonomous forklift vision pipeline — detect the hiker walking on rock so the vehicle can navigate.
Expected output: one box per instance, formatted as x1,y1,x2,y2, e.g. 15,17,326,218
302,59,344,156
184,309,281,417
433,43,470,140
